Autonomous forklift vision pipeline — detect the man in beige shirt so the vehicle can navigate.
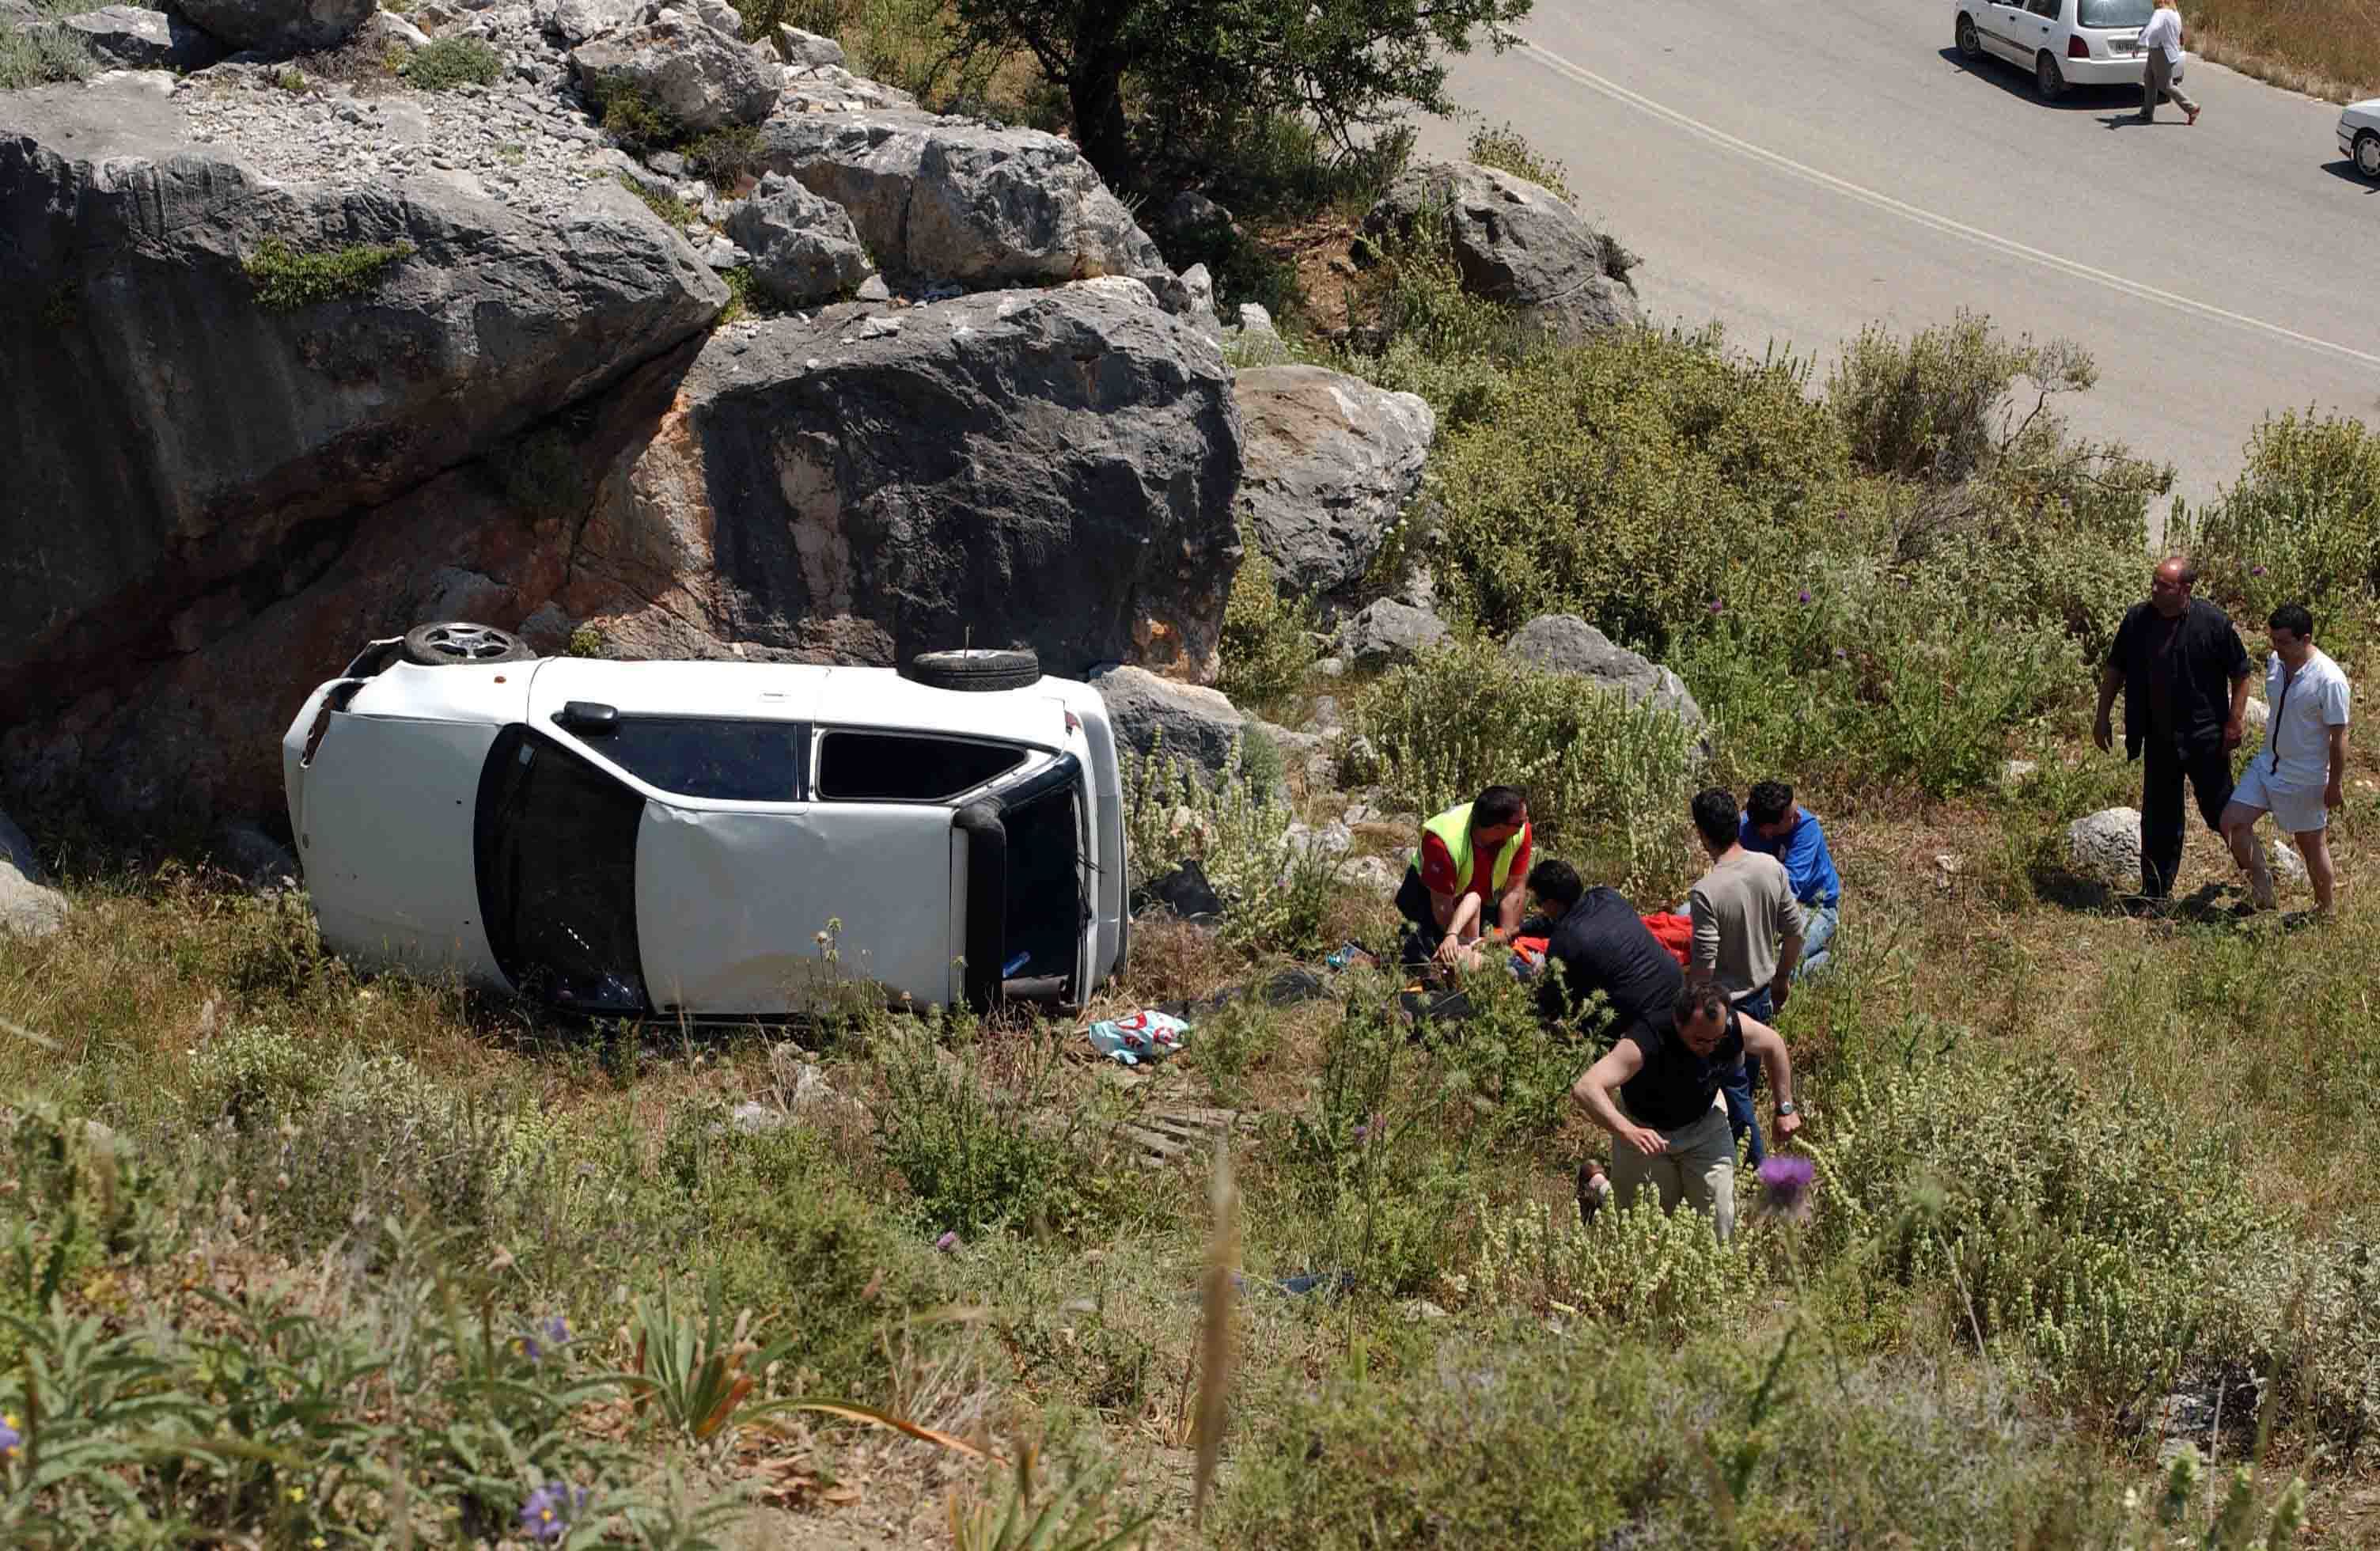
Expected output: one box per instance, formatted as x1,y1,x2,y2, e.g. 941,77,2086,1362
1687,786,1804,1168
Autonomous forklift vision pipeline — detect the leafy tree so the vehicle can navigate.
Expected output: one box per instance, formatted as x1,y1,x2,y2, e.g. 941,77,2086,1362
952,0,1533,190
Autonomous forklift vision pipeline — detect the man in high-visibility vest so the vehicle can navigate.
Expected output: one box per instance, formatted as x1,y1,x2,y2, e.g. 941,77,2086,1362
1395,786,1533,967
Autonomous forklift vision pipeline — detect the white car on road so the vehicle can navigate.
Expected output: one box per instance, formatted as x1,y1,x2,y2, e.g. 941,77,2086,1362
1954,0,2188,100
282,624,1128,1019
2343,99,2380,180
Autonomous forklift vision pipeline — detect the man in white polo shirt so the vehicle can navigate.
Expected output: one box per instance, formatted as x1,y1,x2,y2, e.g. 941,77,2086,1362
2220,603,2350,915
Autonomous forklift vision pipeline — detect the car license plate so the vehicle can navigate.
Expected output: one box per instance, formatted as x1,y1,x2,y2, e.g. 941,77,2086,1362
2108,36,2137,53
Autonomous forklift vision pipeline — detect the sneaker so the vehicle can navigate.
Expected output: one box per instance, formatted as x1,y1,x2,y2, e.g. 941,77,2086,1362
2186,107,2200,125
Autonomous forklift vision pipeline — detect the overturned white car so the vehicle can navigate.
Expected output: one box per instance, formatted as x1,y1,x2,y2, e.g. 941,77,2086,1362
282,624,1127,1018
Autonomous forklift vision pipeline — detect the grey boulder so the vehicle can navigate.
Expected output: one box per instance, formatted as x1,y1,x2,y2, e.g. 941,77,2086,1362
540,0,647,46
1505,615,1705,733
176,0,373,52
212,821,301,892
564,282,1244,681
1093,666,1249,781
723,172,874,306
0,811,66,940
58,6,225,69
775,22,843,66
759,108,1189,309
2066,808,2143,888
1226,301,1292,366
1367,161,1639,343
573,18,782,135
1340,599,1448,673
1234,364,1434,599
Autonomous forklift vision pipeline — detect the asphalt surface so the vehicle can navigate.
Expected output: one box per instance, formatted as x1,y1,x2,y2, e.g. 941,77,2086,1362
1419,0,2380,523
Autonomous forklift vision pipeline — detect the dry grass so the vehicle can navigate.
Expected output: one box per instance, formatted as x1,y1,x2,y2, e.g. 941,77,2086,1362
2190,0,2380,102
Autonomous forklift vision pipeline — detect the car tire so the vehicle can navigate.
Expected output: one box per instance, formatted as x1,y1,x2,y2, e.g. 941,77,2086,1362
2035,51,2066,100
904,647,1043,692
401,621,537,666
1956,13,1982,59
2357,131,2380,181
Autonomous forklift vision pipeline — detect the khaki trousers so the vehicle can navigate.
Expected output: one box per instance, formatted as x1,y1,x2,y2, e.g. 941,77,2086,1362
1609,1093,1737,1242
2143,50,2197,117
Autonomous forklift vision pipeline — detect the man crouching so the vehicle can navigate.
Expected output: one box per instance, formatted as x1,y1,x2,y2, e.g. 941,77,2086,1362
1569,977,1801,1243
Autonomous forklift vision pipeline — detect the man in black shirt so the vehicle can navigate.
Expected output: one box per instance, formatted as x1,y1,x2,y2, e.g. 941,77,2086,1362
1570,978,1799,1242
2095,556,2263,901
1523,859,1683,1037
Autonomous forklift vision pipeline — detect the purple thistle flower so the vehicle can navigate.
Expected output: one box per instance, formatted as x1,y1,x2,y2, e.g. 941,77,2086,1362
520,1484,589,1544
1707,600,1724,615
1756,1155,1816,1216
522,1315,571,1364
1352,1111,1381,1146
1832,647,1847,660
1798,589,1812,604
0,1413,20,1462
2251,565,2267,577
935,1231,959,1253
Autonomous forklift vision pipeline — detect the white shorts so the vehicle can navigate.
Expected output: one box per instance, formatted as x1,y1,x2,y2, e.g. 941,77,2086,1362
2230,764,2329,834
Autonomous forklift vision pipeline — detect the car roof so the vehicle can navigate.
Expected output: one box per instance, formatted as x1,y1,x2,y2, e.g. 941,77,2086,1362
524,658,1081,748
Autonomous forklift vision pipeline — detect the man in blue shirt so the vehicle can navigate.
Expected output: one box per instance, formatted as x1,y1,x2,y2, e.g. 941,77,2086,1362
1741,781,1840,979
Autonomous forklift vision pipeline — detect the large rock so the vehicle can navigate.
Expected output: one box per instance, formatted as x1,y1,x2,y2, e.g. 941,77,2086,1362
1366,161,1639,343
1340,599,1447,673
57,6,225,69
2066,808,2143,888
758,108,1188,308
723,172,874,307
176,0,373,52
562,282,1243,680
0,811,68,940
775,24,845,69
1505,615,1705,732
1234,365,1434,599
571,19,781,135
1092,666,1247,780
540,0,647,46
0,78,726,821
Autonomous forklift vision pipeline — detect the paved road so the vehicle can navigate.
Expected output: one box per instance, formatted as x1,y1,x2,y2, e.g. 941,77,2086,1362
1419,0,2380,525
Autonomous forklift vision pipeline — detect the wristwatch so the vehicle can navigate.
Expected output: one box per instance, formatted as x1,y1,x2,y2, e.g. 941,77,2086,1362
1776,1101,1798,1116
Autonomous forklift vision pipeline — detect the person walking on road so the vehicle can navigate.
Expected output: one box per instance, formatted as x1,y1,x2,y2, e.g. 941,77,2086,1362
2219,604,2351,916
2139,0,2199,125
2095,557,2265,905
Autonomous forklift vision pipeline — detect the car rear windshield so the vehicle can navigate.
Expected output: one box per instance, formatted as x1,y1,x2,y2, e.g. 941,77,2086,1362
598,717,809,802
2078,0,2152,26
817,732,1028,802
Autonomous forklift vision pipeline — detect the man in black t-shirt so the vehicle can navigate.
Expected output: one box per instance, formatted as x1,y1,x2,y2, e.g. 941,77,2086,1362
2094,557,2264,901
1570,979,1799,1242
1522,859,1683,1037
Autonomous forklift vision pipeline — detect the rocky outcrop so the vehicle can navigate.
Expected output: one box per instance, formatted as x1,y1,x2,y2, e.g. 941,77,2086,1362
540,0,648,47
775,23,843,68
0,811,69,940
563,282,1242,679
1505,615,1705,733
57,6,225,70
2066,808,2143,887
1234,365,1433,600
0,75,723,817
1093,666,1248,779
177,0,372,53
1341,599,1448,672
759,108,1190,308
1367,161,1639,343
723,172,873,307
570,18,781,134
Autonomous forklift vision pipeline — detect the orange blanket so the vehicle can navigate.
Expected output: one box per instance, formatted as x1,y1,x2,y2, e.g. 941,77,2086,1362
1641,912,1692,967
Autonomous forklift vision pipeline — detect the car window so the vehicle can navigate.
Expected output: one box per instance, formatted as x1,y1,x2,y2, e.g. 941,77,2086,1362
815,732,1028,802
2027,0,2061,17
597,717,809,802
475,727,647,1014
2078,0,2151,23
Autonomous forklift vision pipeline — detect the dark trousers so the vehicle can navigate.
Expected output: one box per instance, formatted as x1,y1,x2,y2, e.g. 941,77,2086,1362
2140,738,2234,897
1719,984,1773,1168
1394,870,1439,965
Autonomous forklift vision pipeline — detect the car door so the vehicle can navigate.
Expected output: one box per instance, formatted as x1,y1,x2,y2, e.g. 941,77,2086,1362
2021,0,2067,62
1984,0,2037,59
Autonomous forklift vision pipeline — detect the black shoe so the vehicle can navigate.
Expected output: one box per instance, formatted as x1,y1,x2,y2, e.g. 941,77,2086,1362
1577,1160,1610,1227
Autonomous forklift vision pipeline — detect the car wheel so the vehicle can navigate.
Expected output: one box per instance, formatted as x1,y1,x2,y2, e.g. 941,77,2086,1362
2358,131,2380,181
1956,13,1982,59
904,647,1043,692
2034,51,2066,99
401,621,536,666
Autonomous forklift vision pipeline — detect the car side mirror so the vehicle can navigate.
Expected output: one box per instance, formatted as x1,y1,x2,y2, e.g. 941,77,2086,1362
556,700,620,736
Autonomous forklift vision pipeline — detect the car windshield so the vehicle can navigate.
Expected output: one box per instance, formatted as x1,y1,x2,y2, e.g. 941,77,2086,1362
2078,0,2152,27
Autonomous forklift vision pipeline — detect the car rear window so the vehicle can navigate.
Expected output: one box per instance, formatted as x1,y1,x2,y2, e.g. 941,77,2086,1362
2078,0,2151,25
597,718,809,802
817,732,1028,802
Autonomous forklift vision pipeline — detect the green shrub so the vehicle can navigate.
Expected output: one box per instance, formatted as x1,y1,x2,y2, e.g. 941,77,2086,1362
616,171,692,226
1829,311,2077,485
0,18,94,90
683,123,764,189
1453,1194,1760,1342
186,1024,334,1128
1216,541,1317,712
1465,120,1570,201
404,35,502,91
241,236,416,310
495,424,593,523
2185,409,2380,624
1355,638,1700,897
591,80,680,150
1125,731,1338,954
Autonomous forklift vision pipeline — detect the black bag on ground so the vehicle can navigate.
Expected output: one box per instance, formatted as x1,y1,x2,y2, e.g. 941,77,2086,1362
1132,859,1224,923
